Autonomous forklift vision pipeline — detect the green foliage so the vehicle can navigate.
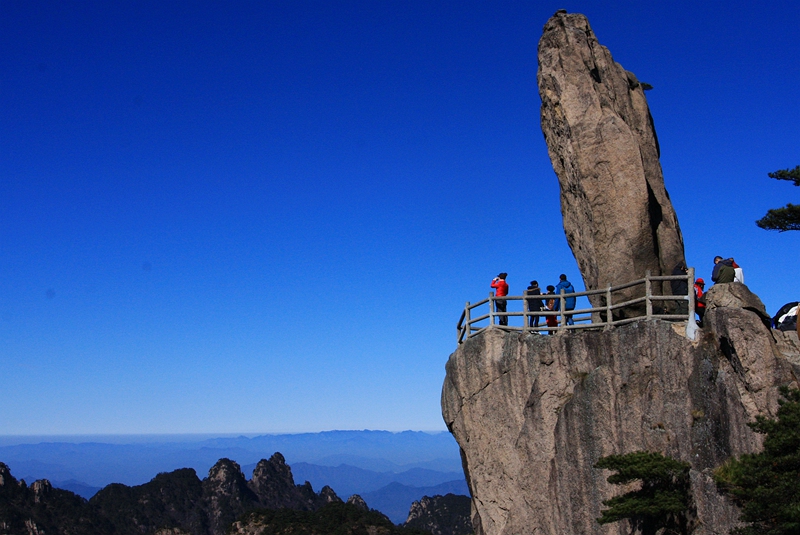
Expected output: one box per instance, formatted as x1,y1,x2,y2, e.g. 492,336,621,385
713,386,800,535
595,451,692,535
769,166,800,186
756,165,800,231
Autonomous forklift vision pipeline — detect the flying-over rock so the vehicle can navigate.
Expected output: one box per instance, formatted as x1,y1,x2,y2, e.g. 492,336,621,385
442,301,800,534
538,11,685,307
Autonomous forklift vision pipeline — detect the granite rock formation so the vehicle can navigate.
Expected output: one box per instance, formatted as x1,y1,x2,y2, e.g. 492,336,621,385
404,493,473,535
442,286,800,534
0,462,112,534
0,453,342,535
538,11,685,307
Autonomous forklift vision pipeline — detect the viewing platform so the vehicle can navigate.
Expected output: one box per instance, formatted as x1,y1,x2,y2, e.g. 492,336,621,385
457,268,698,343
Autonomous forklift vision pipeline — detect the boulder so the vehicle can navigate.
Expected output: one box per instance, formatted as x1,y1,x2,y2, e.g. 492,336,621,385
537,11,685,308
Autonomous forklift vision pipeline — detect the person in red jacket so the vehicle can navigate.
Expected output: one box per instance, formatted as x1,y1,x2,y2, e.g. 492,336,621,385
694,278,706,326
491,272,509,326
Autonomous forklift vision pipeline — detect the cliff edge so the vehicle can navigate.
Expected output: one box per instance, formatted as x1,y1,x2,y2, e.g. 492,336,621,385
442,284,800,534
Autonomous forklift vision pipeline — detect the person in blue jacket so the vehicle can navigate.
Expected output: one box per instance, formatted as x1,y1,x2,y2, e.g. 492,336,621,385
554,274,576,325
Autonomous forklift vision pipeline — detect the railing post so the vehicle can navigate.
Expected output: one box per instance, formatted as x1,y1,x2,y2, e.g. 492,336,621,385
523,294,529,331
464,301,471,339
606,285,612,327
489,292,495,326
559,290,566,332
645,270,652,319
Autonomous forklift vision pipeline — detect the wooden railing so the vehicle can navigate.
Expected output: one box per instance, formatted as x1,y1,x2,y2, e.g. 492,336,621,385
457,268,698,343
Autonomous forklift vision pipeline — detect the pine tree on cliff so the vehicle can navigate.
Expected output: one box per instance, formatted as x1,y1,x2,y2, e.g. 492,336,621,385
713,386,800,535
594,451,692,535
756,165,800,231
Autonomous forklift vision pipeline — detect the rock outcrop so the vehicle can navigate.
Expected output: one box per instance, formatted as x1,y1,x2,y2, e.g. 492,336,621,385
404,493,473,535
0,462,112,534
538,11,685,307
247,453,335,511
0,453,343,535
442,291,800,534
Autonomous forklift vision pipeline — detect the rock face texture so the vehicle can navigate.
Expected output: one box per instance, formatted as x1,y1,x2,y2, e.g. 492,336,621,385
442,285,800,535
538,11,685,306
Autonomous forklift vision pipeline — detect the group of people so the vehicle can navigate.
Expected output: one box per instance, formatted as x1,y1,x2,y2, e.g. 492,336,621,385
692,256,745,326
490,256,747,332
490,273,576,332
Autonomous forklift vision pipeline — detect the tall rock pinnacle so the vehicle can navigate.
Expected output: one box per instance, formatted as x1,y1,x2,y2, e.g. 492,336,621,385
538,11,685,302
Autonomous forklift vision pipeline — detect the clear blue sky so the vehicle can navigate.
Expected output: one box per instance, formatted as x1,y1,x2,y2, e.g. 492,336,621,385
2,1,798,435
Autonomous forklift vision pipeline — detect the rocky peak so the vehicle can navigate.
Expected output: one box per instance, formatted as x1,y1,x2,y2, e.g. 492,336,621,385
346,494,369,511
30,479,52,504
319,485,341,504
538,11,685,308
404,494,473,535
247,452,338,511
248,453,297,507
0,462,10,487
203,458,259,535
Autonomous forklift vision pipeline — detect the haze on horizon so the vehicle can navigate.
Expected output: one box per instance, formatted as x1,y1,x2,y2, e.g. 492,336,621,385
2,1,799,436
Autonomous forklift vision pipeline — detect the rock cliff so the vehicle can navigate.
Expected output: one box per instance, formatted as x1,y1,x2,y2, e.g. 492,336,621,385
442,284,800,534
538,11,685,307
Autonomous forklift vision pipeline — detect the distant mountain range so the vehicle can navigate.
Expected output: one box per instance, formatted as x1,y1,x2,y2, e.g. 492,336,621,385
1,430,462,488
1,455,470,535
0,430,468,525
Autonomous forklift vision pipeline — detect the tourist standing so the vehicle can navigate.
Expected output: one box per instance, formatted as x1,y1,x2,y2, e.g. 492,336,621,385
525,280,544,328
491,273,509,326
554,274,576,325
671,263,689,315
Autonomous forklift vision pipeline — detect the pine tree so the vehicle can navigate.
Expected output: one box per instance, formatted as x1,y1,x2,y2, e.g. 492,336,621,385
756,165,800,231
713,386,800,535
594,451,692,535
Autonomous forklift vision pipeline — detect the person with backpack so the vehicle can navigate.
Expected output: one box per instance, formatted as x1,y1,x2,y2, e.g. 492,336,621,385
525,280,544,328
491,272,509,326
732,259,744,284
554,274,576,325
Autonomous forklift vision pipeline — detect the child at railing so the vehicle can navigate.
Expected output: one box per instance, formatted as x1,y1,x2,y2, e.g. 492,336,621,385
545,285,557,334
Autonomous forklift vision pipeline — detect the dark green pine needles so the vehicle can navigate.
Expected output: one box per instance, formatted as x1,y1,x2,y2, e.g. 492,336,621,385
595,451,692,535
756,165,800,232
714,386,800,535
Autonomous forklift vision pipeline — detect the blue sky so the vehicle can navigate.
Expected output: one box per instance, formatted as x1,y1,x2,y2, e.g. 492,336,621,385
2,1,798,435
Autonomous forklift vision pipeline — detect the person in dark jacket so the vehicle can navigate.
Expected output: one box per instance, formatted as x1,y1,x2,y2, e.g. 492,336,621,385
525,280,544,328
712,256,735,284
554,274,576,325
671,263,689,314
